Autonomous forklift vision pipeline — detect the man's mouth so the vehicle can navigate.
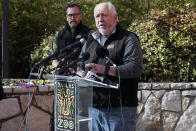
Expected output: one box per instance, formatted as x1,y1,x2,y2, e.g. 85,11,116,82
71,20,77,23
99,24,105,28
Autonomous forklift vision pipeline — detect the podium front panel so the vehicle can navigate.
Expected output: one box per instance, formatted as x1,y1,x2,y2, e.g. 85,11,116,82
54,80,76,131
54,79,93,131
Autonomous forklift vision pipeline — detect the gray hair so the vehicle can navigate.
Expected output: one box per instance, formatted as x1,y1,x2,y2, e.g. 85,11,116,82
94,2,118,16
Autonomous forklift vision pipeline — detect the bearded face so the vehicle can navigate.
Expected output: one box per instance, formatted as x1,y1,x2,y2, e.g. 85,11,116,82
94,3,117,37
66,6,82,29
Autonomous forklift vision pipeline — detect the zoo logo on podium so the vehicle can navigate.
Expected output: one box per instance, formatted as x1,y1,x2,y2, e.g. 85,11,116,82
56,81,76,130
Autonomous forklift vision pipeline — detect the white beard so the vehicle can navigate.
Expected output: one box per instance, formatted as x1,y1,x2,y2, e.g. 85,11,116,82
98,28,110,36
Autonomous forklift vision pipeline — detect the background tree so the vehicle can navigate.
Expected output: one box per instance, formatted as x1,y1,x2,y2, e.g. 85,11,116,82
1,0,68,78
1,0,196,82
129,1,196,82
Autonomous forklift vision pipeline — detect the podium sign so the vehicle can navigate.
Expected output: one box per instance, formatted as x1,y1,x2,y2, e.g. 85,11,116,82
55,80,76,130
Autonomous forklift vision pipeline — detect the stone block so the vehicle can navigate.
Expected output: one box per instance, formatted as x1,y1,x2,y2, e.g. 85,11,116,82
0,98,21,119
138,83,151,90
182,96,191,111
162,111,179,130
161,90,182,112
141,90,151,103
0,116,23,131
182,90,196,96
3,87,13,94
171,83,191,90
39,85,49,93
152,83,170,90
48,85,54,92
13,86,35,93
34,95,54,113
175,98,196,131
20,95,30,112
152,90,166,99
191,82,196,88
137,91,142,102
25,106,51,131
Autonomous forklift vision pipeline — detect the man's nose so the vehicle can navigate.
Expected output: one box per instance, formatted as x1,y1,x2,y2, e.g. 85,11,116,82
98,16,104,21
70,16,76,19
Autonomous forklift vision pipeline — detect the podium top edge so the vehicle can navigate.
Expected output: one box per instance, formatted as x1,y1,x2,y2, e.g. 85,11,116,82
30,73,119,89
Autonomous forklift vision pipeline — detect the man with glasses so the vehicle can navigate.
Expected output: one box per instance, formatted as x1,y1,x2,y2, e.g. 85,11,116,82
50,4,91,131
51,4,91,68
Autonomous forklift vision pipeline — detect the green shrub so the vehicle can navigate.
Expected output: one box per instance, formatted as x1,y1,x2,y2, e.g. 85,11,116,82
30,33,55,73
129,9,196,82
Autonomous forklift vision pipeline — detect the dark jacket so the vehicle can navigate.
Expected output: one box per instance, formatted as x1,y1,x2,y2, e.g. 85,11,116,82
84,24,142,108
52,22,91,58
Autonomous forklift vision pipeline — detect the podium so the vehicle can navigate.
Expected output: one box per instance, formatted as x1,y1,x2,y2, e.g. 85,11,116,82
30,73,118,131
54,75,118,131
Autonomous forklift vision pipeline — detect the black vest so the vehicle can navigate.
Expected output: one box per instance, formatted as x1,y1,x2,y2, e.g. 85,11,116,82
56,22,91,58
85,24,139,108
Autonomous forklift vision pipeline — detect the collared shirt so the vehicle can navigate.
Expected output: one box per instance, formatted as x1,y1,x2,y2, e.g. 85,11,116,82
91,27,116,46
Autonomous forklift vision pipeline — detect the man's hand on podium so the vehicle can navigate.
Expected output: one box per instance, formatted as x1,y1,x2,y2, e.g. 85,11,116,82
76,70,86,77
85,71,103,82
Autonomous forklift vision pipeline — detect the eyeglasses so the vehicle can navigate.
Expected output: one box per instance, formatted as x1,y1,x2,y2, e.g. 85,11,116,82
67,13,81,18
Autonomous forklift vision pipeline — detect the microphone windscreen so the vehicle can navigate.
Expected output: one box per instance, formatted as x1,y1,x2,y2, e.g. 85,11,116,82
96,46,109,59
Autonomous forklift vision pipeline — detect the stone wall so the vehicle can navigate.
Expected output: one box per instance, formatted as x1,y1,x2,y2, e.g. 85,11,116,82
0,84,54,131
0,82,196,131
137,83,196,131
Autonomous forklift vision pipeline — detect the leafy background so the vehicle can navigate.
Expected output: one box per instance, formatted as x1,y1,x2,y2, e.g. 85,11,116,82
0,0,196,82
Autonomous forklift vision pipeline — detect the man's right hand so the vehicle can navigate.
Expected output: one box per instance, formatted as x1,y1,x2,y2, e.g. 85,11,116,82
76,70,86,77
52,60,59,67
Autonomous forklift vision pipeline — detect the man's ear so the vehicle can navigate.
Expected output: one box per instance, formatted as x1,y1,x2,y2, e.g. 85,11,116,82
80,13,83,20
114,14,118,22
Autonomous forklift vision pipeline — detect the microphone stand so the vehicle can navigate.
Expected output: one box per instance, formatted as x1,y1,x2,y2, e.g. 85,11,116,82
56,65,70,75
37,63,48,80
55,60,72,76
103,61,110,84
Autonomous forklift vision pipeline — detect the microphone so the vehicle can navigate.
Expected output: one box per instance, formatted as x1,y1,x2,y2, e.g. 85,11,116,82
68,52,90,67
57,52,90,75
60,38,86,53
37,38,86,65
57,47,81,68
37,51,58,65
96,46,116,67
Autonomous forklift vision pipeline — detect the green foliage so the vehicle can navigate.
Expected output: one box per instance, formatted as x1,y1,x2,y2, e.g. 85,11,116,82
6,0,68,78
30,0,196,82
30,0,143,66
30,34,54,64
30,33,55,73
129,8,196,82
1,0,196,82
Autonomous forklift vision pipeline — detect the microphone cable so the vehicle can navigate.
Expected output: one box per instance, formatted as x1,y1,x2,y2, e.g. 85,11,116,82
106,65,124,129
18,63,39,131
115,66,125,129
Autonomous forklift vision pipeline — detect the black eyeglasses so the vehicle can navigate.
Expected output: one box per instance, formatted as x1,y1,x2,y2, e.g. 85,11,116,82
67,13,81,18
